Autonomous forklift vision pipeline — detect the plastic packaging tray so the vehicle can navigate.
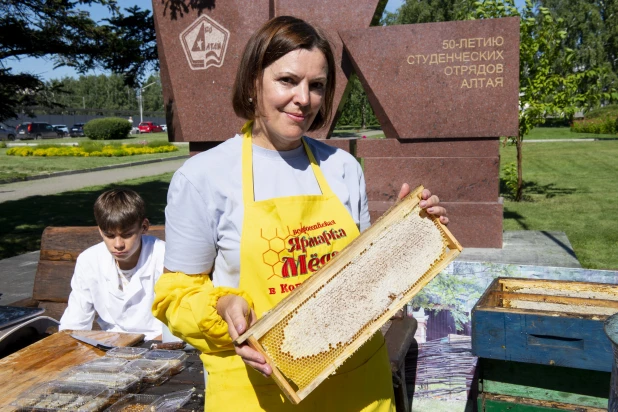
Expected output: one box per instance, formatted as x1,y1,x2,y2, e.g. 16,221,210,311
11,381,113,412
84,357,129,368
125,359,172,385
105,347,148,360
104,394,161,412
143,350,189,375
60,371,141,396
73,358,130,374
150,389,194,412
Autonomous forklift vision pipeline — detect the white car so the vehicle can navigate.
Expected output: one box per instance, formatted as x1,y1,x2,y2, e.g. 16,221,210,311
161,124,167,132
53,124,69,136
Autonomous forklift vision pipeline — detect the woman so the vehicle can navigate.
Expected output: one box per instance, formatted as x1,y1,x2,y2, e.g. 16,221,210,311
153,16,448,411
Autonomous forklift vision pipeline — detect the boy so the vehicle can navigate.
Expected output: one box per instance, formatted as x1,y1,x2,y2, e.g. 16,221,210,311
60,188,165,340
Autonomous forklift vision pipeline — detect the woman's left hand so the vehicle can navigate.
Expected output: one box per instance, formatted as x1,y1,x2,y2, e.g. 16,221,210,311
398,183,449,225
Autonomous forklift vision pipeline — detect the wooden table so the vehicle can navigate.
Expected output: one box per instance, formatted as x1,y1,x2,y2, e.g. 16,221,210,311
0,319,416,411
0,330,145,411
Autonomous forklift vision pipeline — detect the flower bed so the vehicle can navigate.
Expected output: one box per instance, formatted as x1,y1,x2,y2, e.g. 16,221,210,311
7,144,178,157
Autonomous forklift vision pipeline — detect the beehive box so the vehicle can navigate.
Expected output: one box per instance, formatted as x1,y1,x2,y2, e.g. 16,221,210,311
236,186,462,404
472,277,618,372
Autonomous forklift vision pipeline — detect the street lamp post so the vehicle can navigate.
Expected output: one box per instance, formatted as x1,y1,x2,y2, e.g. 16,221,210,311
138,81,158,124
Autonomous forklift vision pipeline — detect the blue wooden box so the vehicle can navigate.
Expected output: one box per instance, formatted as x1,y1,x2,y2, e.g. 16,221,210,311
471,277,618,372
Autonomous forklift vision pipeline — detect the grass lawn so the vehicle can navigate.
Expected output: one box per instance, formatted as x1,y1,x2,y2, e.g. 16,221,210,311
526,126,617,140
0,143,188,181
0,173,174,260
501,140,618,270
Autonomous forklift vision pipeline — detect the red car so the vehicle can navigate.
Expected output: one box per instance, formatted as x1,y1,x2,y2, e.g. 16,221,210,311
138,121,163,133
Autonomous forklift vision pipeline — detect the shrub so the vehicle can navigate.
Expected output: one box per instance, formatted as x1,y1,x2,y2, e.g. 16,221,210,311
84,117,132,140
570,116,618,135
501,162,518,199
0,141,6,149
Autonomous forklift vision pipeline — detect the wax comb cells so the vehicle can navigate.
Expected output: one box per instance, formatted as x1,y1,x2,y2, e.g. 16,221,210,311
237,186,462,403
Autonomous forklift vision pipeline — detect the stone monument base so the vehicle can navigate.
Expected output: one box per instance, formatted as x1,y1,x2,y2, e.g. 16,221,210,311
457,231,582,268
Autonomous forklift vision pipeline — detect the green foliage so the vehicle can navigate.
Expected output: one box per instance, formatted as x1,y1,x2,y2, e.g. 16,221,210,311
539,0,618,101
0,1,159,122
84,117,132,140
47,72,163,113
584,104,618,119
336,75,379,128
381,0,473,25
501,162,519,199
570,117,618,134
0,141,6,149
471,0,617,200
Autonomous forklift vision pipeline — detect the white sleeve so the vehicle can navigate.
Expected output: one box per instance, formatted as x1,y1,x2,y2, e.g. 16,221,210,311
164,170,218,275
359,169,371,232
59,259,95,330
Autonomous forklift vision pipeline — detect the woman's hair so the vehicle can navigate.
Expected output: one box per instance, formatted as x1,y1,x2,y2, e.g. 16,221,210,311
232,16,336,131
94,188,146,233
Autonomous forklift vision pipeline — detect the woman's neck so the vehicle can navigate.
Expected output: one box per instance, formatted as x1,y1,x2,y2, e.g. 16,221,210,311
251,122,303,151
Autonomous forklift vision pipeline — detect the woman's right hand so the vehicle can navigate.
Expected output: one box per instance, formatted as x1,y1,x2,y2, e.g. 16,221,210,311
216,294,272,377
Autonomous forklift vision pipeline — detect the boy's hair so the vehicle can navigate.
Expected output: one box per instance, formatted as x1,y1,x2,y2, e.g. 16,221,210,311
94,188,146,232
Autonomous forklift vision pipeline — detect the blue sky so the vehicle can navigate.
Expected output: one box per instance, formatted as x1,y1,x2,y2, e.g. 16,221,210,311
9,0,525,82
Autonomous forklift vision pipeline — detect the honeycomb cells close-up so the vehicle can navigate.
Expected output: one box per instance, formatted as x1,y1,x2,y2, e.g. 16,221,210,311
259,206,448,391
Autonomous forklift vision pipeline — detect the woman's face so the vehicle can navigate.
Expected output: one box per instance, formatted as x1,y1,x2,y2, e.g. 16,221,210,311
253,48,328,151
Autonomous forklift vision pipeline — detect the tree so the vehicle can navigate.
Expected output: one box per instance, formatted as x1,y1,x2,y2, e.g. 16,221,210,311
0,0,157,122
473,0,616,200
337,75,379,128
381,0,472,25
539,0,617,104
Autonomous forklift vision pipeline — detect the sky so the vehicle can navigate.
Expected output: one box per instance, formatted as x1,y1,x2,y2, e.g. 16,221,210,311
9,0,525,82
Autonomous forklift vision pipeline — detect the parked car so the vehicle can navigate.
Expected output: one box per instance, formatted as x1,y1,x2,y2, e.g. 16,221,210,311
0,123,16,141
52,124,69,137
15,122,58,139
138,121,163,133
161,124,167,132
70,123,86,137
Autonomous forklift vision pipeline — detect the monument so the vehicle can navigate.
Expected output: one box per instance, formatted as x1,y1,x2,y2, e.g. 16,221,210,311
152,2,519,247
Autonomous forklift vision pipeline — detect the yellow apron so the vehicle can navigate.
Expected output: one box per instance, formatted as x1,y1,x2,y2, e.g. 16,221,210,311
201,124,395,411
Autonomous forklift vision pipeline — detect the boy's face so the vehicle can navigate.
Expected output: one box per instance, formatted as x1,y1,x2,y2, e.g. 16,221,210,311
99,219,149,266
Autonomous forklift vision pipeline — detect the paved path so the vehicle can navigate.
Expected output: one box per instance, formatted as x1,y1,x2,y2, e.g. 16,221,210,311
0,158,186,203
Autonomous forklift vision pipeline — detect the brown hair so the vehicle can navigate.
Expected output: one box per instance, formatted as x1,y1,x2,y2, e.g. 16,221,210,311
232,16,336,131
94,188,146,232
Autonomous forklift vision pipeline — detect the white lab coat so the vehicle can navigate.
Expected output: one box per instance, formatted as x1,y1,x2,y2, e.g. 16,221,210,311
59,235,165,340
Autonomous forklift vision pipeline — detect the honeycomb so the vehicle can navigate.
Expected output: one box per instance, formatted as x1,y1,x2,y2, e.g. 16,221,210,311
259,205,447,391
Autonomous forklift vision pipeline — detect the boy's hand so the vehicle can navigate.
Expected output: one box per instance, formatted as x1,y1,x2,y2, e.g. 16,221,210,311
216,295,271,377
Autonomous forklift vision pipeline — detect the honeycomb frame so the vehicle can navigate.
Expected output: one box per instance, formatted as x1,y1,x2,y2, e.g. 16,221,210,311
236,185,463,404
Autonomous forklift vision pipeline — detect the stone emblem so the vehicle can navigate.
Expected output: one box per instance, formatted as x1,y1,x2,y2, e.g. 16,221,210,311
180,15,230,70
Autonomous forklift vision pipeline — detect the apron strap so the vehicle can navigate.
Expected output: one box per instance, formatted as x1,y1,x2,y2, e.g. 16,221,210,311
301,137,335,197
241,121,335,205
241,122,254,206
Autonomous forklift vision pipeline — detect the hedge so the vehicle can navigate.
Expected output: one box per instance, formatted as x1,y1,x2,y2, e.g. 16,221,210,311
84,117,132,140
570,116,618,135
7,144,178,157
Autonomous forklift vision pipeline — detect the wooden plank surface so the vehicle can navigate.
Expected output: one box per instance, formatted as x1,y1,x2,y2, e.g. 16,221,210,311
479,358,610,402
479,394,606,412
39,226,165,262
0,330,143,410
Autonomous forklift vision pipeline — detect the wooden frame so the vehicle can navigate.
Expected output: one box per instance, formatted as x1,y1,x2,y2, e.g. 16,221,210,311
236,186,463,404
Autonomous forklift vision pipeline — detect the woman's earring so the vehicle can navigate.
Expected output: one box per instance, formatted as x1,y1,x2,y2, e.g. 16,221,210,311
248,97,253,103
